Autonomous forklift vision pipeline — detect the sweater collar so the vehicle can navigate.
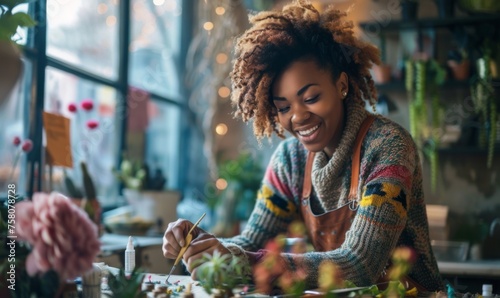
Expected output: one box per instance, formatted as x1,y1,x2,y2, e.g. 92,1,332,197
310,98,368,209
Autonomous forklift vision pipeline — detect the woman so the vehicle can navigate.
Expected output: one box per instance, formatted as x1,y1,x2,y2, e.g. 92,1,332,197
163,0,443,292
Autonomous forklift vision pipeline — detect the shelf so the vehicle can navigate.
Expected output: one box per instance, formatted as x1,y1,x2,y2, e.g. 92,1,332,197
359,14,500,32
375,79,470,92
438,146,500,154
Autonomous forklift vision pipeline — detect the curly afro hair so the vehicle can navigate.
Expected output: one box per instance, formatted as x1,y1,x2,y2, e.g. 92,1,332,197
230,0,381,140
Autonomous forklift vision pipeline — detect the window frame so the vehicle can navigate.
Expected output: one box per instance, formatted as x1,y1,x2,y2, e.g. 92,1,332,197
22,0,193,199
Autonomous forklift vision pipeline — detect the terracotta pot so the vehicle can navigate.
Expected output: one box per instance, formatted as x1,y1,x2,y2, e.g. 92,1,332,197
447,59,470,81
0,41,23,105
372,64,392,84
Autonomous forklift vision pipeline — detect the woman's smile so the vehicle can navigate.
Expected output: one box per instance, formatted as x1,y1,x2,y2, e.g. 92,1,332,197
271,58,348,157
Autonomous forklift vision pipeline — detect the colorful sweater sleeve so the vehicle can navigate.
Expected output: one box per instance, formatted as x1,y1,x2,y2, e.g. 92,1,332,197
221,139,303,251
280,124,418,288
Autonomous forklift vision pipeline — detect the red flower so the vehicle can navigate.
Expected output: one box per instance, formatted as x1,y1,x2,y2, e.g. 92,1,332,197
81,99,94,111
21,139,33,152
86,120,99,130
13,136,21,146
68,103,77,113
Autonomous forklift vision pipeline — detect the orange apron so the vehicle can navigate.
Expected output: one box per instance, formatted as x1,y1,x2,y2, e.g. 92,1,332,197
299,115,427,292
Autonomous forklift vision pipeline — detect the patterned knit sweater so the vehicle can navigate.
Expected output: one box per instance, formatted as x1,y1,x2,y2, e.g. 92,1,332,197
222,99,444,291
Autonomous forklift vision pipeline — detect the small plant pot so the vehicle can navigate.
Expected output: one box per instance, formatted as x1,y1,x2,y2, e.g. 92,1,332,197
372,64,392,84
447,59,470,81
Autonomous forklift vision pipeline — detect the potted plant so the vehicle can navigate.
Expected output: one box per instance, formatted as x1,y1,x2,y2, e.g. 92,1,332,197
447,49,470,81
471,45,498,169
194,250,250,297
405,58,446,192
0,0,36,104
211,152,263,237
113,156,178,232
63,161,103,234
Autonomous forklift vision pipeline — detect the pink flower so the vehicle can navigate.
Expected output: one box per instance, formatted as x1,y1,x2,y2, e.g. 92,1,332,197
13,136,21,146
86,120,99,130
15,192,101,280
21,139,33,152
81,99,94,111
68,103,77,113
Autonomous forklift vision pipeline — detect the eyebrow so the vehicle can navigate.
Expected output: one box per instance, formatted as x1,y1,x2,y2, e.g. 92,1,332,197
272,83,318,101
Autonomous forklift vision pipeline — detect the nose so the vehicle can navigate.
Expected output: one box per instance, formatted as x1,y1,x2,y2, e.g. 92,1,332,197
291,105,310,124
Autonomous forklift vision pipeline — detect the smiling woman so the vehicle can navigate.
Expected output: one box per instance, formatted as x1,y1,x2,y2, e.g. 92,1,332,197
162,0,444,294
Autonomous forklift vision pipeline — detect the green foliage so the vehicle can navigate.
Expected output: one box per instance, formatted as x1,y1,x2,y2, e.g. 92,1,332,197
107,267,146,298
0,0,36,42
193,250,250,296
406,59,446,192
62,161,97,199
471,49,498,169
217,152,263,220
113,157,147,191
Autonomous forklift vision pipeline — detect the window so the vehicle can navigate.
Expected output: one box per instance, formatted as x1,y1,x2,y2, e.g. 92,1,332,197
1,0,191,205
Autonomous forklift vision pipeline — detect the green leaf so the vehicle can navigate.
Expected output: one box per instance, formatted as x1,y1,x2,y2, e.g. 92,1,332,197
10,11,36,27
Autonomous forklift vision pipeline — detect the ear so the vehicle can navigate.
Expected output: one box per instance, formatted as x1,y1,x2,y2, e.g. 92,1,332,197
336,72,349,97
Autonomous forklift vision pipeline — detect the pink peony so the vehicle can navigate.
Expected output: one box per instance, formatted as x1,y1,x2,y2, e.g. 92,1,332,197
68,103,77,113
13,136,21,146
86,119,99,130
81,99,94,111
15,192,101,280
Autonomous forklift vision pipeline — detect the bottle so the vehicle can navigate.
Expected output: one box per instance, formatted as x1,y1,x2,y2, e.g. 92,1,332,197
482,284,493,298
125,236,135,276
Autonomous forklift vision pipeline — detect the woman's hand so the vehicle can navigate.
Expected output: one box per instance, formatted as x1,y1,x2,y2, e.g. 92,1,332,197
162,218,230,279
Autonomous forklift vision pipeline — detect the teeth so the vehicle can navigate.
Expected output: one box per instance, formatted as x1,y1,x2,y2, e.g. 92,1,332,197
298,124,319,136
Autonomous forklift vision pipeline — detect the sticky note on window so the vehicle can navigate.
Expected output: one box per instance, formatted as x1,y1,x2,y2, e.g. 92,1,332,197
43,112,73,167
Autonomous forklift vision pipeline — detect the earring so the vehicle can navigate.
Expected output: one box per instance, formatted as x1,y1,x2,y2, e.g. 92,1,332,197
342,91,347,98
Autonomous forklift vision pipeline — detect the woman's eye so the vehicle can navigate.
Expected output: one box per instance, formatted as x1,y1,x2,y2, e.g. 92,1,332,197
277,106,290,113
305,95,319,103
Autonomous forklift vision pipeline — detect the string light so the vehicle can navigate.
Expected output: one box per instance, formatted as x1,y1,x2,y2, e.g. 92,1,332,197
215,178,227,190
216,53,228,64
203,21,214,31
215,6,225,15
218,86,230,98
215,123,228,135
97,3,108,14
106,15,117,26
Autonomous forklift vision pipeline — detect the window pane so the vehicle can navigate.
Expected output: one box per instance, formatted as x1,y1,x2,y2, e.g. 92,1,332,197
46,0,119,79
0,58,33,197
145,100,181,189
44,67,120,205
129,0,182,99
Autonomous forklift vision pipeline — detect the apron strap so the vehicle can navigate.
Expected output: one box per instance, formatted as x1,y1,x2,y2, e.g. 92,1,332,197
348,115,376,199
301,115,376,201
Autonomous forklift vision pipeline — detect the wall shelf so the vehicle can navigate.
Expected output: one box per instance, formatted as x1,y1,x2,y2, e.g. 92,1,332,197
438,146,500,155
359,14,500,32
375,79,471,92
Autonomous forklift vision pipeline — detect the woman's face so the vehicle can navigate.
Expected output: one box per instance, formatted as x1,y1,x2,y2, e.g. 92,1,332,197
271,58,348,157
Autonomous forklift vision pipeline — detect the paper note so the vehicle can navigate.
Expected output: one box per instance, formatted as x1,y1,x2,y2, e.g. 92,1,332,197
43,112,73,167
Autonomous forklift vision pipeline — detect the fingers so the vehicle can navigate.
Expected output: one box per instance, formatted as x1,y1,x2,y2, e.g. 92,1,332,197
162,219,192,259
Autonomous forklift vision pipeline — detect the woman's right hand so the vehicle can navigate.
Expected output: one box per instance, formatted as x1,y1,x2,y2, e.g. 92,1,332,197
162,219,201,260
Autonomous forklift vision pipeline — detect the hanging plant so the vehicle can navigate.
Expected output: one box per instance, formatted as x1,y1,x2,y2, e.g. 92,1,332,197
406,58,446,192
471,46,498,168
